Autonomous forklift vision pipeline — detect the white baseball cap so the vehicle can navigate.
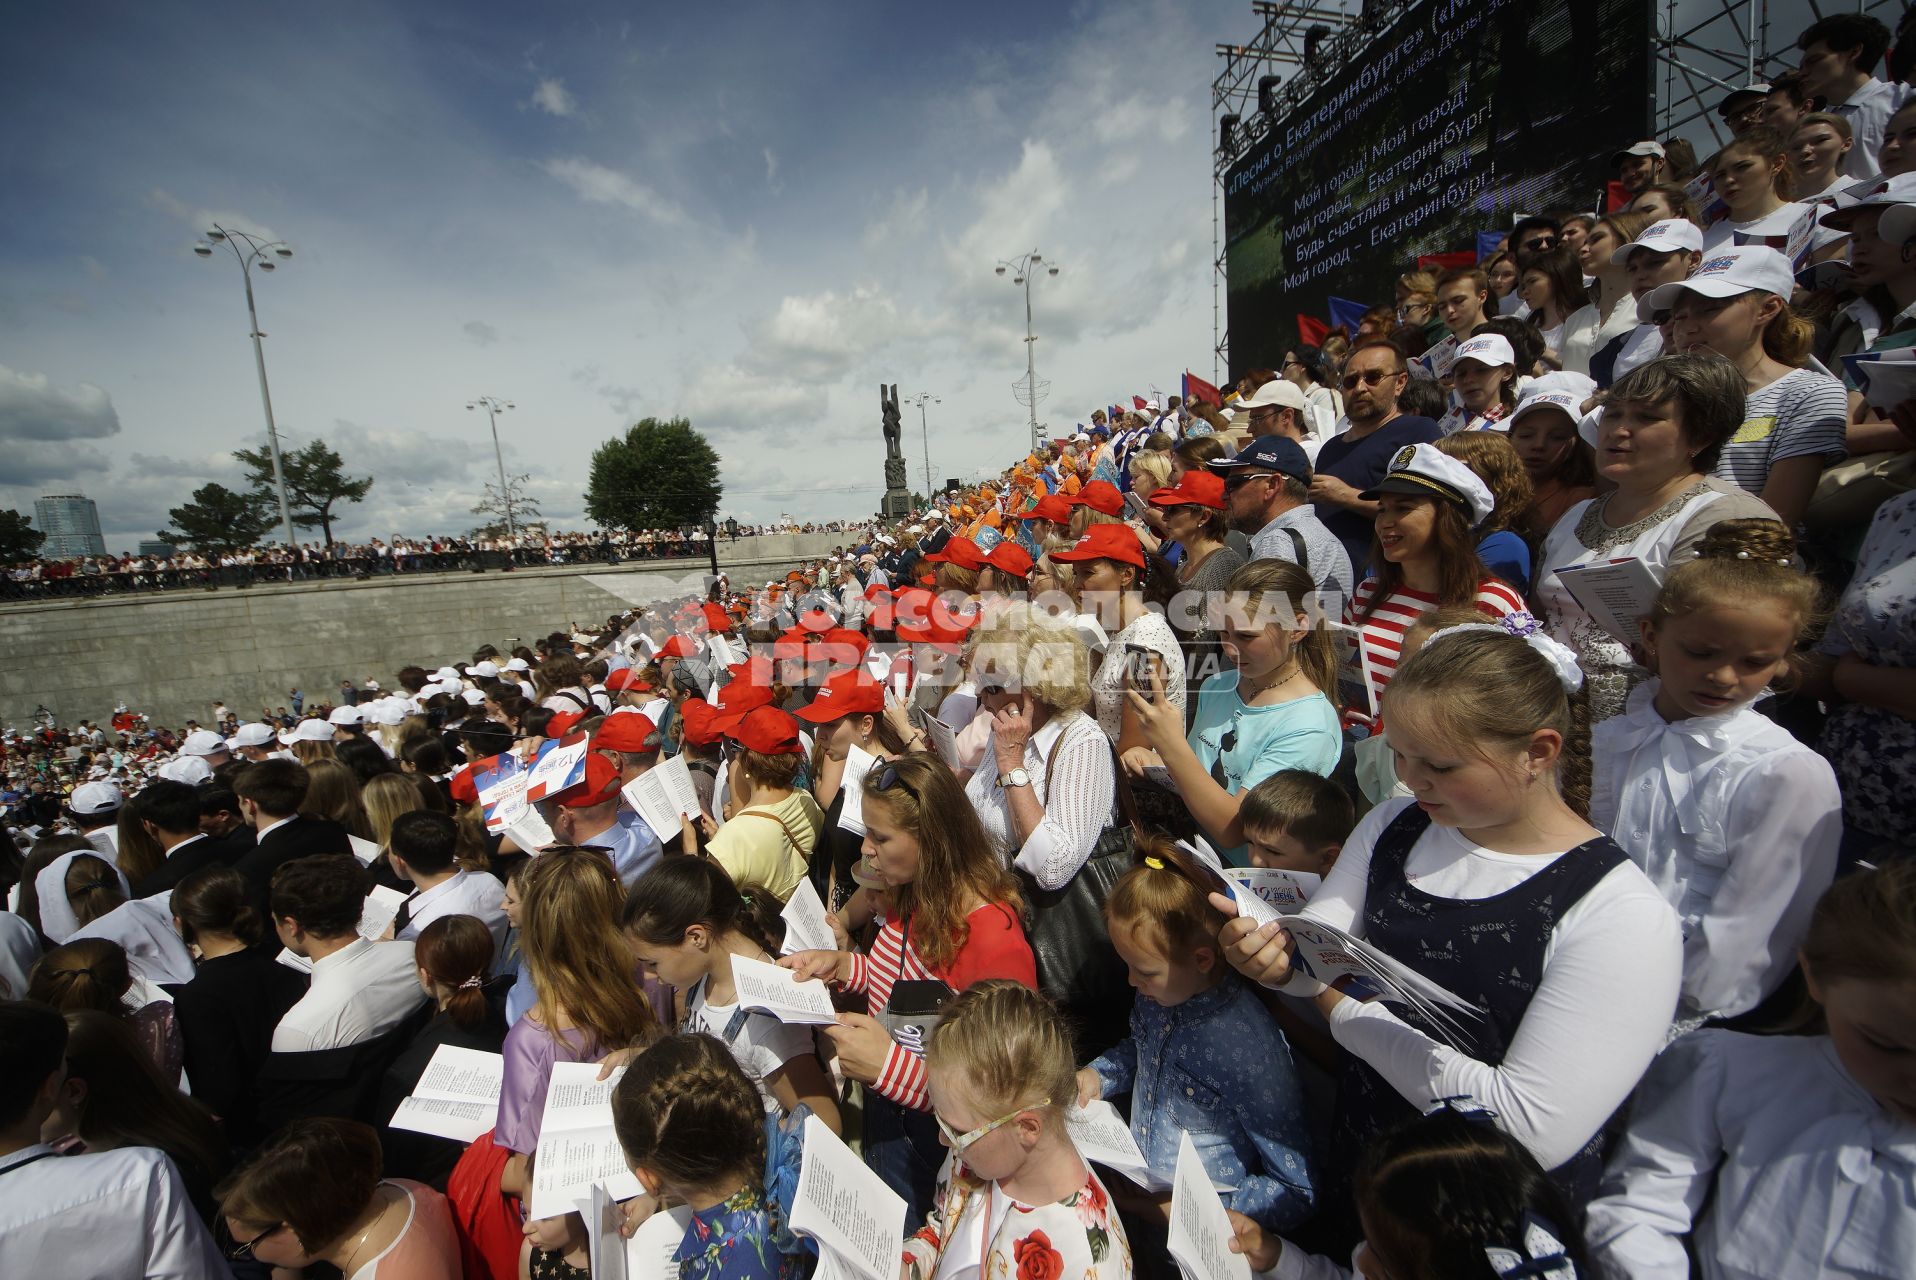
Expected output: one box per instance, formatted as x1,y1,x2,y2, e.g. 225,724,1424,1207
227,722,278,749
1609,217,1706,265
1645,245,1796,312
1232,377,1309,415
471,660,501,678
279,718,337,745
366,698,409,727
461,688,487,705
505,658,530,672
1359,443,1498,528
1612,140,1666,165
180,729,227,757
1509,391,1585,428
1452,334,1515,370
433,666,462,683
327,705,365,726
1818,172,1916,240
158,755,213,785
69,780,123,815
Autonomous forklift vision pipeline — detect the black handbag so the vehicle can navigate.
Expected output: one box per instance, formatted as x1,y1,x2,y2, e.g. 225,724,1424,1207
1017,729,1140,1064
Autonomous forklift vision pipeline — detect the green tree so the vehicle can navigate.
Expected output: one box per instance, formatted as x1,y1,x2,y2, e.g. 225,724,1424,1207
233,438,373,547
156,483,270,555
0,509,45,563
583,417,723,531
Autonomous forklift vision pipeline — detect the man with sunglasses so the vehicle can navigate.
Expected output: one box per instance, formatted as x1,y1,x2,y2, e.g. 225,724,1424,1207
1207,436,1353,603
1305,339,1441,574
0,1001,227,1277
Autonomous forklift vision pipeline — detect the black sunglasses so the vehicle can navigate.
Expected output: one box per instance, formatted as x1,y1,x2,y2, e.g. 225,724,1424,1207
1521,236,1558,251
874,764,921,800
1341,368,1397,389
1224,471,1277,492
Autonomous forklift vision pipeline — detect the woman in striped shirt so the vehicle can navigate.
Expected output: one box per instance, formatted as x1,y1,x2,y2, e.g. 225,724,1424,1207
1342,444,1527,731
782,753,1036,1229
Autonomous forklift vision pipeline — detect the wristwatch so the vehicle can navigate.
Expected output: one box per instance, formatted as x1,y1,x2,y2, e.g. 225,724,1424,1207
996,767,1031,790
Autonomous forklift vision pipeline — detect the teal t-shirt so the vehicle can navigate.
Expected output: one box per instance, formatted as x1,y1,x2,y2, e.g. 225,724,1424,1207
1187,671,1343,865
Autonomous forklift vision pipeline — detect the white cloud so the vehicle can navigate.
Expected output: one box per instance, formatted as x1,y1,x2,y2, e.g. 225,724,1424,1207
146,188,283,246
462,320,500,346
540,156,686,225
0,365,121,443
677,364,820,433
862,187,929,248
750,286,935,382
531,77,578,117
763,147,781,193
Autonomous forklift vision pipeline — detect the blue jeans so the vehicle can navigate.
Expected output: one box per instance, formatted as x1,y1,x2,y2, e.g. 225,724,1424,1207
861,1090,944,1233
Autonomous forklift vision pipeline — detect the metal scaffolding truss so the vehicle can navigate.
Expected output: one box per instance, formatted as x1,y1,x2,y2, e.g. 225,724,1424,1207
1655,0,1902,150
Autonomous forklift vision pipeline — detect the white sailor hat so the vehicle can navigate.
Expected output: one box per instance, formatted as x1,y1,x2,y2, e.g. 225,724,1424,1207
1359,443,1497,528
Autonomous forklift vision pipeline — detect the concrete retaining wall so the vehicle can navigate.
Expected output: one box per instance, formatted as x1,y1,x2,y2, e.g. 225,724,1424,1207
0,532,848,730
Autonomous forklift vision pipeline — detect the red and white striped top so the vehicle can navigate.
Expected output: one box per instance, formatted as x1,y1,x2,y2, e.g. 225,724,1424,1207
843,903,1036,1111
1341,577,1527,730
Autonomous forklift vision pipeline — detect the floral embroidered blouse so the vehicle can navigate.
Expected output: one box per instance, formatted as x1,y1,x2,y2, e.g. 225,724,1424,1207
901,1155,1131,1280
673,1184,801,1280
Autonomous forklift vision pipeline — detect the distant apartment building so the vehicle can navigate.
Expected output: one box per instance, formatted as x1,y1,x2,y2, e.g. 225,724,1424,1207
34,493,107,558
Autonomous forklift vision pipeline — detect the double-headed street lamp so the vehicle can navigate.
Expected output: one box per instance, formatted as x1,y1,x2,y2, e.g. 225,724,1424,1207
994,250,1060,454
465,396,518,540
905,391,940,508
194,224,296,547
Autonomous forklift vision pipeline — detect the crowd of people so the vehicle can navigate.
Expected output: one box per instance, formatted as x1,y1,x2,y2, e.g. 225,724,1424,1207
3,11,1916,1280
0,521,863,601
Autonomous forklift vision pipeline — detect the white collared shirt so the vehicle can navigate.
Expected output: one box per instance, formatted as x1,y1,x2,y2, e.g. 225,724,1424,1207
964,710,1114,889
0,1144,227,1278
255,814,296,842
272,936,426,1052
1592,681,1841,1024
1832,76,1916,179
1586,1029,1916,1279
397,868,509,952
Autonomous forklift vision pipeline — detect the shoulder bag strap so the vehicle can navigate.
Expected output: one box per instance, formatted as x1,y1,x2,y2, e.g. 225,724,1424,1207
1284,526,1309,574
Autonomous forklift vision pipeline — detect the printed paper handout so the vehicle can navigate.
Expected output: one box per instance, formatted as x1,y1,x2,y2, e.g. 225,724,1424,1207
909,705,963,768
524,731,591,803
1551,557,1662,645
581,1184,692,1280
790,1114,907,1280
729,954,840,1025
1223,867,1321,913
1066,1099,1151,1186
1841,346,1916,411
835,744,878,836
621,753,703,844
348,834,381,866
527,1061,644,1221
1168,1131,1251,1280
388,1045,504,1143
779,877,838,955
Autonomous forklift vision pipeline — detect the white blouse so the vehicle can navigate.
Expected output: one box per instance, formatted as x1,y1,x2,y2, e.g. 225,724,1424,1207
965,710,1115,889
1279,797,1681,1169
1089,611,1186,743
1586,1029,1916,1280
1592,681,1841,1024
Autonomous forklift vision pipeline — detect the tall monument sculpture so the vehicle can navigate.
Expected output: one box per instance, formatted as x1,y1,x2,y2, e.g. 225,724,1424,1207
879,384,913,517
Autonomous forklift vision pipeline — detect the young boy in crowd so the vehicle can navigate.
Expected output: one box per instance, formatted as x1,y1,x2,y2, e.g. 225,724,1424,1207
1239,770,1355,879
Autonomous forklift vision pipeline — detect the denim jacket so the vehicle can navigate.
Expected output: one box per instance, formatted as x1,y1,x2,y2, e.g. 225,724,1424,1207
1086,974,1315,1229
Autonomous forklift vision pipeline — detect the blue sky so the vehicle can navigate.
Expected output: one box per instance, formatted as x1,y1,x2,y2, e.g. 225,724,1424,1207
0,0,1223,548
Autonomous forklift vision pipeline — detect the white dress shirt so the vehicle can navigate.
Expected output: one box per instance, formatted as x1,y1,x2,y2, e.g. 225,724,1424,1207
272,936,427,1052
0,1144,227,1278
1586,1029,1916,1279
965,710,1115,889
1831,76,1916,179
396,869,509,952
1280,796,1682,1170
1592,682,1841,1024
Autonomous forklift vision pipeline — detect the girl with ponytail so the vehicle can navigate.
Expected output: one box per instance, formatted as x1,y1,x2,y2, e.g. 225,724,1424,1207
1214,618,1682,1237
28,936,184,1086
622,857,840,1133
170,866,307,1146
1593,519,1840,1032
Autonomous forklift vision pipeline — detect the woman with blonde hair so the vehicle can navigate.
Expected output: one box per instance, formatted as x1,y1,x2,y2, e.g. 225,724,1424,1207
302,757,371,841
495,847,658,1205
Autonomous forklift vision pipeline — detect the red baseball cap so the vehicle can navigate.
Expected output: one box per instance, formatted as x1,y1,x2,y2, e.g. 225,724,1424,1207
862,582,892,602
677,699,724,747
711,678,776,732
605,668,653,693
546,710,587,738
793,669,886,722
726,655,777,688
1069,480,1124,516
595,713,660,753
1019,494,1073,523
924,536,987,570
701,602,735,634
983,542,1034,580
448,763,480,806
1049,522,1146,569
728,705,803,755
659,635,700,659
1147,471,1227,510
552,752,623,807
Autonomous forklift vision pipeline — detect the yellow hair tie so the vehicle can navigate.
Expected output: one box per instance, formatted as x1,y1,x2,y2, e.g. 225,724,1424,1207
1143,855,1165,870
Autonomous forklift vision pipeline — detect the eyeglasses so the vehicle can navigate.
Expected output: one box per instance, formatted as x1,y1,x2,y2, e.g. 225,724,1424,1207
226,1222,286,1261
935,1106,1027,1152
1223,471,1277,492
1521,236,1558,252
1341,368,1398,389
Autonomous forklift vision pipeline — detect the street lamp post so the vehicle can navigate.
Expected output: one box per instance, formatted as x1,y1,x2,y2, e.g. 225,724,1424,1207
905,392,940,510
194,224,296,547
465,396,517,541
994,250,1061,454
